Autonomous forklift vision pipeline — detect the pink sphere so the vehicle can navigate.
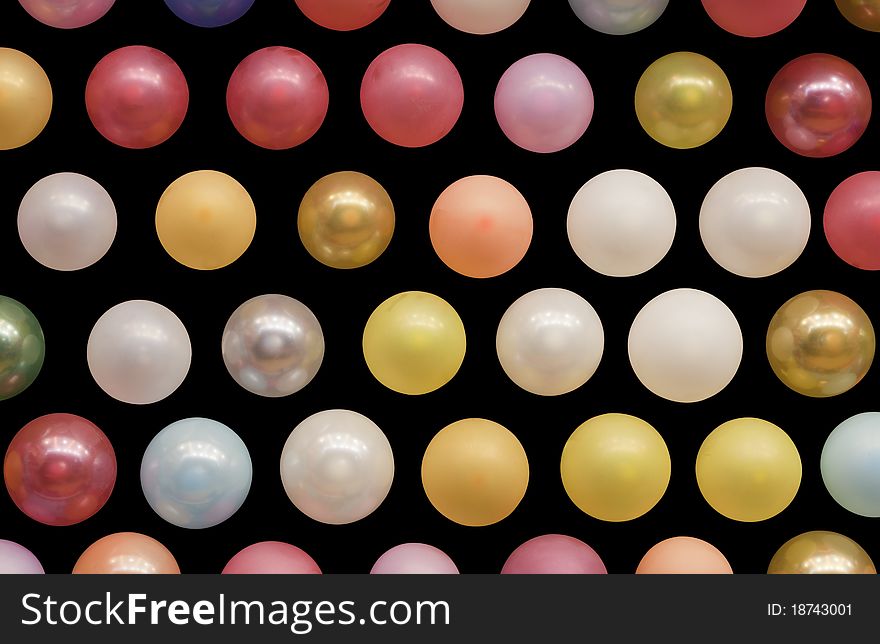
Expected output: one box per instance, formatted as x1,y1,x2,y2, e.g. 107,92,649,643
501,534,607,574
222,542,321,574
361,44,464,148
0,539,44,574
227,47,329,150
19,0,116,29
86,46,189,149
4,413,116,527
371,543,459,574
495,53,594,153
825,171,880,270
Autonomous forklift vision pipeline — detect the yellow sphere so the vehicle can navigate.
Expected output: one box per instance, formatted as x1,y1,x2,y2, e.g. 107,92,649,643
769,531,876,574
560,413,671,522
422,418,528,526
0,48,52,150
635,51,732,149
835,0,880,31
363,291,466,395
298,171,395,269
696,418,801,522
156,170,256,270
767,290,874,398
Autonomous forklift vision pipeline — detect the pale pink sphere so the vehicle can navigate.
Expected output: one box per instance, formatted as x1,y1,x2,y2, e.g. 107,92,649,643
227,47,329,150
361,44,464,147
495,53,594,153
19,0,116,29
0,539,44,574
371,543,459,574
501,534,607,574
222,541,321,574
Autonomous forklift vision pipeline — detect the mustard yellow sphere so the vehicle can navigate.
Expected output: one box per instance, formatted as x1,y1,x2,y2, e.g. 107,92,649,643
0,48,52,150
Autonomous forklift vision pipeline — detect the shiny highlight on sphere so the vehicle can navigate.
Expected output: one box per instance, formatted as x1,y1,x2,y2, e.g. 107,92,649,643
222,294,324,398
4,414,116,526
141,418,252,529
766,290,874,397
422,418,528,526
363,291,466,395
85,46,189,149
501,535,607,574
164,0,254,27
0,48,52,150
836,0,880,31
18,0,115,29
769,531,876,574
569,0,668,35
0,295,45,401
766,53,871,158
635,52,732,149
74,532,180,574
298,171,395,269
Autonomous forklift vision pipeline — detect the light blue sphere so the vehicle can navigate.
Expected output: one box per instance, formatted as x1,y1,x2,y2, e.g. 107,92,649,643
141,418,252,528
821,412,880,517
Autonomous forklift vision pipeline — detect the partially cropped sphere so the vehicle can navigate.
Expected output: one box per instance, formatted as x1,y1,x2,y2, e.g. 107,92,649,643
164,0,255,27
19,0,116,29
222,294,324,397
141,418,252,529
0,540,44,574
371,544,459,574
502,535,607,574
569,0,668,35
223,542,321,574
0,296,45,401
821,412,880,517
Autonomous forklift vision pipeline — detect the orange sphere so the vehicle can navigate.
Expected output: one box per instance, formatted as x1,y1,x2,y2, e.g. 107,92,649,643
73,532,180,574
430,175,533,278
637,537,733,574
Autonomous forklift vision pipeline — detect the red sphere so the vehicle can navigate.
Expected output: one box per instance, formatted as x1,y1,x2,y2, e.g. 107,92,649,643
825,172,880,270
766,53,871,158
701,0,806,37
4,414,116,526
86,46,189,149
227,47,329,150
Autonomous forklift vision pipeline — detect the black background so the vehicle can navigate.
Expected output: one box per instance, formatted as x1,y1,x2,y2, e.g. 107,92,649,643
1,0,877,575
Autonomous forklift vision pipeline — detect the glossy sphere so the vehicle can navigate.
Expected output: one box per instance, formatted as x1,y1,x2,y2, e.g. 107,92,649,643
0,296,45,401
766,54,871,158
567,169,676,277
361,44,463,147
824,172,880,270
696,418,802,522
495,54,593,153
430,175,533,278
295,0,390,31
141,418,252,529
637,537,732,574
821,412,880,517
496,288,604,396
0,540,44,574
569,0,668,35
836,0,880,31
501,535,606,574
701,0,805,37
371,543,459,574
280,410,394,525
363,292,466,395
561,414,670,522
635,52,732,149
164,0,254,27
86,46,188,149
766,290,874,397
156,170,256,270
628,288,742,403
18,172,117,271
87,300,192,404
5,414,116,526
222,294,324,397
422,418,528,526
298,171,395,269
74,533,180,574
769,532,876,574
227,47,328,150
223,542,321,574
0,48,52,150
700,167,811,278
431,0,530,35
18,0,116,28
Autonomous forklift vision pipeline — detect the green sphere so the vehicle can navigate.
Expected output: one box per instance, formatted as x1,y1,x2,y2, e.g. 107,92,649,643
0,296,45,401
